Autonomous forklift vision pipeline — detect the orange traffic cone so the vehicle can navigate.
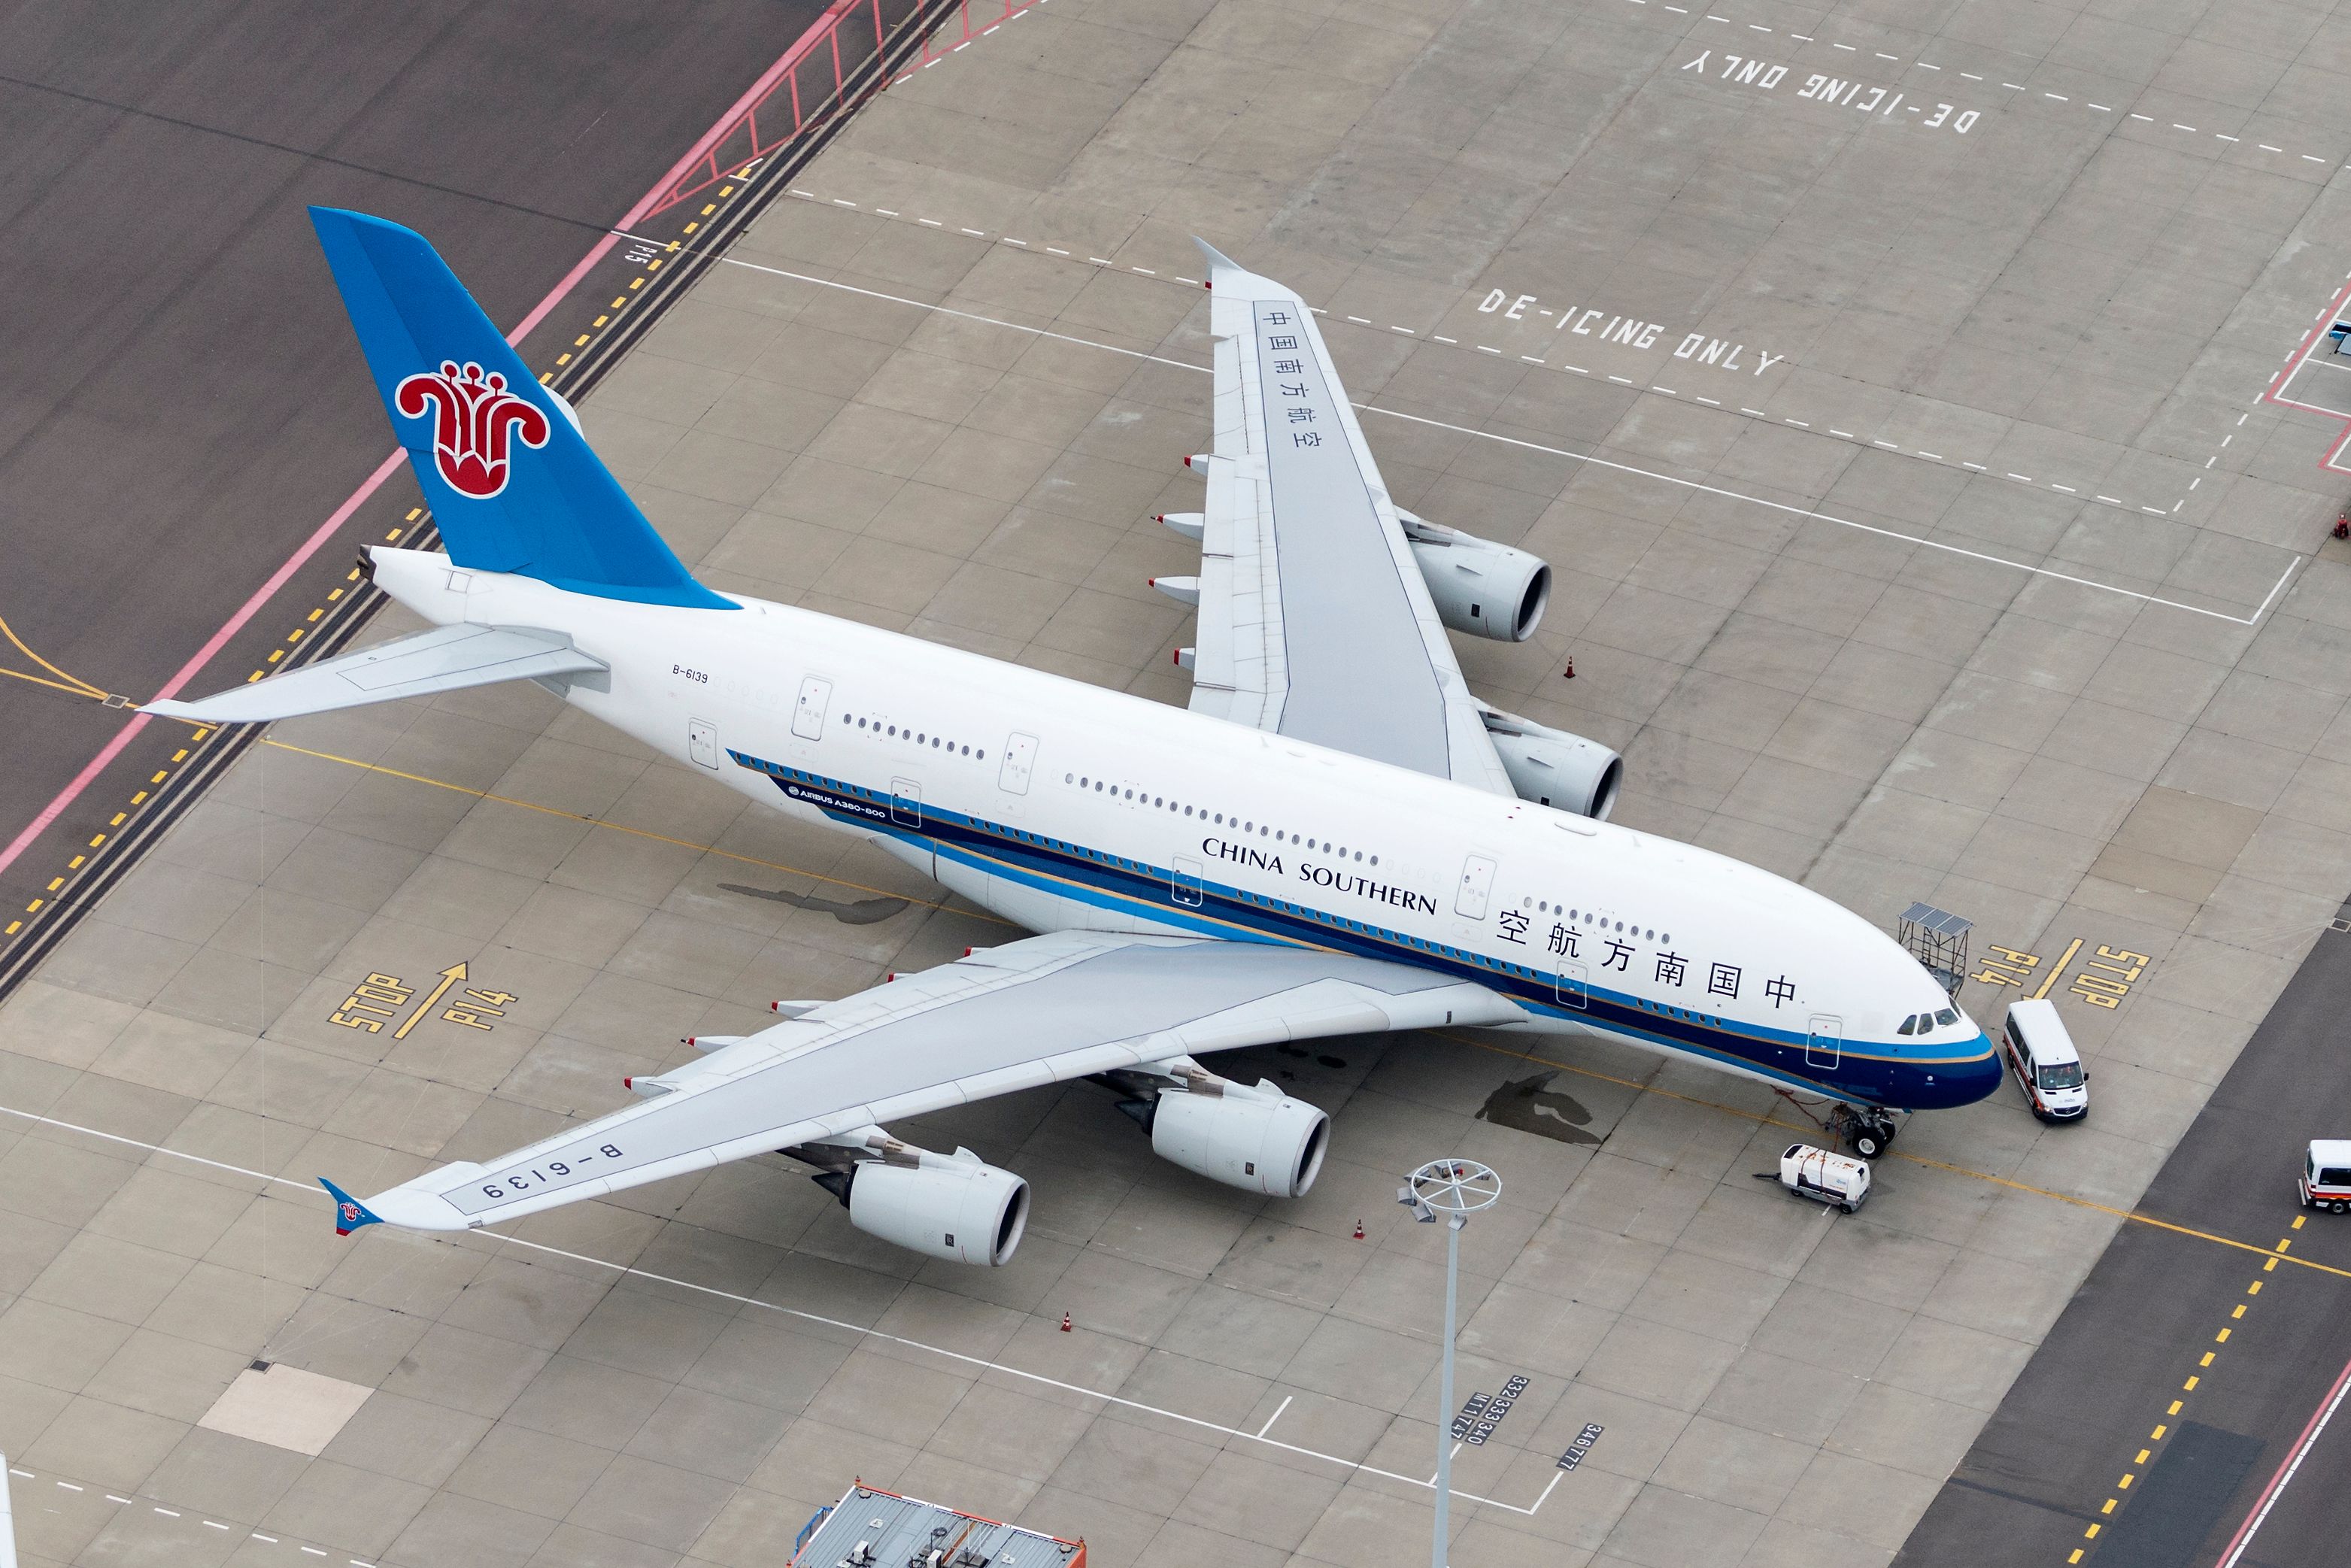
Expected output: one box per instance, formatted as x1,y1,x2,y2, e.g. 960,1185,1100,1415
1060,1312,1072,1333
1353,1220,1365,1240
1564,657,1576,679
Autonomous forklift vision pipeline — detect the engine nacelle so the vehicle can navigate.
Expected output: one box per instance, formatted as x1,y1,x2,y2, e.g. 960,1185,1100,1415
1400,510,1550,642
1148,1081,1330,1197
842,1154,1030,1266
1480,705,1622,820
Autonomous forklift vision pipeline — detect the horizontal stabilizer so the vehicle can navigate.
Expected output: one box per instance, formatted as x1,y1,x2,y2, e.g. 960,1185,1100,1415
145,623,605,724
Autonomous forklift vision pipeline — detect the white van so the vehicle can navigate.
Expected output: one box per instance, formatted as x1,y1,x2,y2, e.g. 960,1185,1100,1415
2301,1141,2351,1213
2001,999,2087,1122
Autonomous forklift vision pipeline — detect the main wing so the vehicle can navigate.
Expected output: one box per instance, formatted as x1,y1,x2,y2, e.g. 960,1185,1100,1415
1182,244,1518,796
325,931,1521,1233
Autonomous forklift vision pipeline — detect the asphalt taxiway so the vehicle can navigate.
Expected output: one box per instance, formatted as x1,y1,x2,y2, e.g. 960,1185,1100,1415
0,0,836,954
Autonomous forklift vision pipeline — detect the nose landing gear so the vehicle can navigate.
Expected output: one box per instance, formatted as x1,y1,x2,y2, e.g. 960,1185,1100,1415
1831,1105,1901,1160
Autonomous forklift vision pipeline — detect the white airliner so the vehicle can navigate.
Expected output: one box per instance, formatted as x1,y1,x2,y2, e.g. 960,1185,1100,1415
152,210,1998,1263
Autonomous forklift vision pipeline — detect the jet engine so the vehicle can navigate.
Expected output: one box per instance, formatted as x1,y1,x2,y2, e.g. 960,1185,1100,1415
793,1130,1030,1266
1479,704,1622,820
1106,1059,1329,1197
1398,509,1551,643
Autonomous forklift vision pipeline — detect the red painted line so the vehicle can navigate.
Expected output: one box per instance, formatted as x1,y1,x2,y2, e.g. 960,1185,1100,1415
0,11,851,887
2216,1345,2351,1568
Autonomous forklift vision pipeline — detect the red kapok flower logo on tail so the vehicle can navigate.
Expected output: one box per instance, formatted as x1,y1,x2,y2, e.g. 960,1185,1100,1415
393,359,551,499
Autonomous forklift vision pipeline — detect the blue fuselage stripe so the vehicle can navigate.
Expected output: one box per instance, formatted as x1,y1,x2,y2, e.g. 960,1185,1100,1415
736,754,1995,1109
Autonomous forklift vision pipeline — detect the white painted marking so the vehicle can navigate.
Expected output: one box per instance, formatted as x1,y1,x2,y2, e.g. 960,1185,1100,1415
1786,419,1809,426
1608,375,1634,383
1741,408,1767,416
1834,41,1855,50
1964,461,1985,469
2262,144,2283,151
2306,154,2328,162
1876,51,1897,59
1655,386,1680,396
1830,429,1855,438
875,208,899,217
204,1520,229,1530
1918,451,1943,460
254,1536,279,1544
2096,495,2121,504
1919,62,1939,69
154,1509,179,1518
2090,104,2111,111
1873,439,1898,447
1087,256,1112,265
918,217,943,226
1434,335,1458,344
2051,484,2076,493
1478,345,1502,354
1133,267,1156,275
831,199,857,207
1564,364,1587,374
1046,247,1069,255
2189,478,2201,490
1004,238,1026,245
2173,123,2197,132
1346,316,1372,324
2008,473,2031,481
0,1100,1565,1518
1961,71,1982,80
1695,396,1720,405
2132,113,2153,120
1393,326,1415,334
2046,93,2068,101
1522,355,1547,364
960,227,986,236
2216,135,2238,142
1257,1395,1295,1436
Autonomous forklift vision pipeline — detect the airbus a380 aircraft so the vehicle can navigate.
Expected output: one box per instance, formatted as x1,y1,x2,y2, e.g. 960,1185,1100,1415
153,210,1998,1264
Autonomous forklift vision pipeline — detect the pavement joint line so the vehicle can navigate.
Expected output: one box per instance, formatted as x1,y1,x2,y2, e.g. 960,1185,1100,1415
234,739,2351,1264
248,736,1012,927
1618,0,2351,167
0,1099,1555,1519
678,241,2289,623
762,196,2161,511
1435,1029,2351,1281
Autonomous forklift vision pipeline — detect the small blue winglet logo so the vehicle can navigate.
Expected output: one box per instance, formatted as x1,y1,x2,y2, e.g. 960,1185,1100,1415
319,1178,383,1237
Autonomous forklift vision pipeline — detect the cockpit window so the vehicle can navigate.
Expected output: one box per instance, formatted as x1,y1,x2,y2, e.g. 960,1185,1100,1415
1934,1007,1959,1027
1896,1014,1917,1036
2037,1062,2084,1090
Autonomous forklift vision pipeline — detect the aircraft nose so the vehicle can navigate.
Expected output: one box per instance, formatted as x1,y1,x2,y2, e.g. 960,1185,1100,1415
1943,1033,2003,1106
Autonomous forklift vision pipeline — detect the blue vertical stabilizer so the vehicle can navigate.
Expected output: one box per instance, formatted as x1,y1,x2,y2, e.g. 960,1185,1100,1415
309,206,735,610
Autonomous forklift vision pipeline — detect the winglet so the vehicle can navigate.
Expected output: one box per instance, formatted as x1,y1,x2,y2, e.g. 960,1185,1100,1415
1192,237,1241,277
320,1178,384,1237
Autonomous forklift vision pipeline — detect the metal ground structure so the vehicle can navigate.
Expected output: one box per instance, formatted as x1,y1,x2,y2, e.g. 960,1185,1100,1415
10,1,2351,1565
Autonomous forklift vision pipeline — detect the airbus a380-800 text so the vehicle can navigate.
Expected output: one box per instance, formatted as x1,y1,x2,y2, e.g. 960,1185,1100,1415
150,209,1999,1265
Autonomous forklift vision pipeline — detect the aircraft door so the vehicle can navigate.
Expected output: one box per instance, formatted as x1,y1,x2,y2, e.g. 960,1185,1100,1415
1555,959,1588,1011
688,717,719,769
890,777,923,828
791,676,832,740
999,732,1038,794
1171,856,1205,908
1454,854,1497,919
1806,1014,1842,1070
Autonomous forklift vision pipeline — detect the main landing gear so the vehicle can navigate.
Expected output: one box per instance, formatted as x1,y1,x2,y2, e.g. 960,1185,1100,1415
1831,1105,1902,1160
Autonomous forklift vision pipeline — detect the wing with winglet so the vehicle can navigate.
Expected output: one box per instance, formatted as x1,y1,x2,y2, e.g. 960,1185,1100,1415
323,930,1521,1234
1177,241,1519,796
